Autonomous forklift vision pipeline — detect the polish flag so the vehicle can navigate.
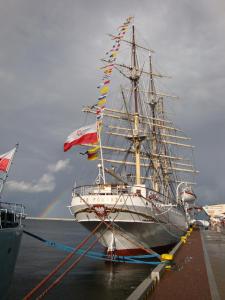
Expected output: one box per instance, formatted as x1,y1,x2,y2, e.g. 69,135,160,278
64,123,98,152
0,147,17,173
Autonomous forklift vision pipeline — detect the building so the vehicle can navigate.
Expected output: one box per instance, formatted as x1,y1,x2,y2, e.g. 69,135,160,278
203,204,225,218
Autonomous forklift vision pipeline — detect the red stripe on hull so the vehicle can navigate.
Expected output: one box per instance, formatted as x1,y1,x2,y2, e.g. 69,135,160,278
107,248,149,256
106,243,177,257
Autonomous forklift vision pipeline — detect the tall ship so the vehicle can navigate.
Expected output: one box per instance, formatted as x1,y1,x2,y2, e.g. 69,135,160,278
0,145,25,300
65,17,198,256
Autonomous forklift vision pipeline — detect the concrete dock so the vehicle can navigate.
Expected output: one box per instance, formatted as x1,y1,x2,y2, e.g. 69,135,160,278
127,228,225,300
202,229,225,299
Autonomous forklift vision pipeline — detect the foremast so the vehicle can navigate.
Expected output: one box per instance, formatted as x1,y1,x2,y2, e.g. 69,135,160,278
131,25,142,186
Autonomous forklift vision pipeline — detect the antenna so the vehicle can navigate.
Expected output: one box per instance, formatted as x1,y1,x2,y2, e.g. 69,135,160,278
95,163,104,185
73,180,77,189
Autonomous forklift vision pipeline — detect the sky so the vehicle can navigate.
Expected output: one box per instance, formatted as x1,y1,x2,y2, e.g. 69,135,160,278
0,0,225,217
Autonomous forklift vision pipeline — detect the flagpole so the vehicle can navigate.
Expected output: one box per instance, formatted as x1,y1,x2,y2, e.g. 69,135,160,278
0,143,19,199
97,122,106,184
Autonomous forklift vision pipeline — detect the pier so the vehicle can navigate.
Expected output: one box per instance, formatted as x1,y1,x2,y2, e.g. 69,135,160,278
127,228,225,300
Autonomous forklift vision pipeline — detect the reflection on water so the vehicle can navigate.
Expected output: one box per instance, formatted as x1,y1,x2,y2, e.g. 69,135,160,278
9,220,153,300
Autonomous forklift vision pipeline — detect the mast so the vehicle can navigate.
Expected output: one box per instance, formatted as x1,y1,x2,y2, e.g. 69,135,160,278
149,52,160,192
131,25,141,186
98,123,106,184
81,19,198,190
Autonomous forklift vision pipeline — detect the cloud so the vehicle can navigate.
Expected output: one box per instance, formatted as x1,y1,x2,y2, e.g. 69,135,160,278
7,173,55,193
7,159,70,193
47,159,70,173
1,0,225,216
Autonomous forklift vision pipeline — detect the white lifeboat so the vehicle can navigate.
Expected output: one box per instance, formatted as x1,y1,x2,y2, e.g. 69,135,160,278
180,187,197,203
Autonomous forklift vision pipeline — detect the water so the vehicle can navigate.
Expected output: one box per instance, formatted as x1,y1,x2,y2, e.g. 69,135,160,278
9,219,153,300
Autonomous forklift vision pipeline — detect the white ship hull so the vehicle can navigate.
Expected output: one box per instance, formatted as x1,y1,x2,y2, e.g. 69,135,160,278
70,185,188,255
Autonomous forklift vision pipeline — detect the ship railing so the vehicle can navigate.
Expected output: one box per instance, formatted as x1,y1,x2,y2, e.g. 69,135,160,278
0,201,26,228
72,184,133,197
72,184,185,208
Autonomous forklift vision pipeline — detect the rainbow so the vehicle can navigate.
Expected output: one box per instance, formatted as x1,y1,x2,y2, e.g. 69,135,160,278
38,189,70,218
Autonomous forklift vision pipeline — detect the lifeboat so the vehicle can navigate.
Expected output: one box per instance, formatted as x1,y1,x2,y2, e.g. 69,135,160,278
180,187,197,203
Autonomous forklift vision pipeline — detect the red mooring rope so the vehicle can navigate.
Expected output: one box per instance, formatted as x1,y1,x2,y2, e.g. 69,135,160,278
22,222,103,300
35,228,107,299
23,191,166,299
23,192,124,299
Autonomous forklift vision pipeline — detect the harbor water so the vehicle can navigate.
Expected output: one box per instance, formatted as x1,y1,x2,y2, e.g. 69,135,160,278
9,219,153,300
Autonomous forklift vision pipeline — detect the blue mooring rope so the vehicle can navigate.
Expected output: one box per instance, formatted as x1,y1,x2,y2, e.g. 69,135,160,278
23,230,162,265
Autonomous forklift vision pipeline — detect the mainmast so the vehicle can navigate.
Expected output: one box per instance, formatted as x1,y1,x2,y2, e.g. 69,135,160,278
131,25,141,186
149,53,160,192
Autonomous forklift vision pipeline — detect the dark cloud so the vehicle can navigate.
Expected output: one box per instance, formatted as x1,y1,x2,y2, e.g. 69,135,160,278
1,0,225,216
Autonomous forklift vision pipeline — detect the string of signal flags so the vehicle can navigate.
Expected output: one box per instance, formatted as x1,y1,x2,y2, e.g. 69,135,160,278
64,17,134,160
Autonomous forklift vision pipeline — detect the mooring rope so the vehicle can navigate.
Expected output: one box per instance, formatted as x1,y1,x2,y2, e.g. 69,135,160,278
141,195,187,238
22,221,103,300
77,193,159,256
24,190,179,299
23,229,160,263
36,191,148,299
35,226,110,300
23,191,129,299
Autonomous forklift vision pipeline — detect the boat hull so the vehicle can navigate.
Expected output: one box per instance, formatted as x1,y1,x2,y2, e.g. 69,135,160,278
0,226,23,300
79,220,184,255
70,189,188,255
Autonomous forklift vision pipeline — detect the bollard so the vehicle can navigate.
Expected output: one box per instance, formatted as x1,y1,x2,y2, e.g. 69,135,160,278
181,236,187,243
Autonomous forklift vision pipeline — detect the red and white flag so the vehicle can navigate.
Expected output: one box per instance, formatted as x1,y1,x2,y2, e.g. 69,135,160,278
0,147,17,173
64,123,98,152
